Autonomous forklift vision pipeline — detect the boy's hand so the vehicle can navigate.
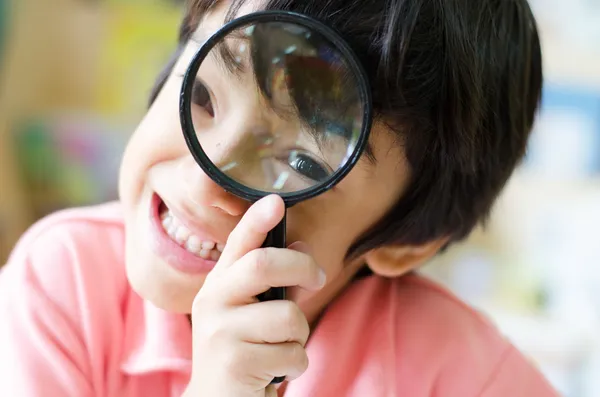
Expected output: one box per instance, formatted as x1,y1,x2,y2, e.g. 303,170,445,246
184,195,326,397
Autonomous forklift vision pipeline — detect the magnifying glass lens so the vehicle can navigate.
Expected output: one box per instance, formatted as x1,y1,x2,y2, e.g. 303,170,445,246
186,19,366,195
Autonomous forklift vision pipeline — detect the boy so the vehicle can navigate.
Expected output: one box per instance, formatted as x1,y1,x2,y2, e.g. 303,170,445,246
0,0,559,396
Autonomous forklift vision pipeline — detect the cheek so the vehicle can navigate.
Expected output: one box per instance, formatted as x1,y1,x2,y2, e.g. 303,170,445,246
287,198,359,275
119,77,186,208
285,168,401,279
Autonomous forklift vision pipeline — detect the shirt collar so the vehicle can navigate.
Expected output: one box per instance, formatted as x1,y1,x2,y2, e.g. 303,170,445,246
120,288,193,375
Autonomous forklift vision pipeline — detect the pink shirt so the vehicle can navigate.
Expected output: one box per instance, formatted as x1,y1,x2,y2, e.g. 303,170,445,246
0,203,559,397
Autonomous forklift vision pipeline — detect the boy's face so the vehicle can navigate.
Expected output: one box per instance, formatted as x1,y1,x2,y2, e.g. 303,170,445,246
118,4,409,318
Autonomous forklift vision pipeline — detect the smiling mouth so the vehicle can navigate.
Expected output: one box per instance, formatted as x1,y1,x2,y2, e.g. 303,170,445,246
159,201,225,261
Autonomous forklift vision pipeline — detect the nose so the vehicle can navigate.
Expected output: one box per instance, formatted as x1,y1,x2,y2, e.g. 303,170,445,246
178,155,249,217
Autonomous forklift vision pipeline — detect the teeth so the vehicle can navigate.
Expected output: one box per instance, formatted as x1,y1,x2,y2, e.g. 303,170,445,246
201,241,216,250
186,236,202,253
175,227,191,244
167,223,178,237
160,205,224,260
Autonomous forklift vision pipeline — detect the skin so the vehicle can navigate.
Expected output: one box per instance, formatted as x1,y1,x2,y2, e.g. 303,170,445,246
118,1,447,395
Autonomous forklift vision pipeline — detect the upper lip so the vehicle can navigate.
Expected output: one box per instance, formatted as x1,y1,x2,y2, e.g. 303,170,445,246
158,194,229,244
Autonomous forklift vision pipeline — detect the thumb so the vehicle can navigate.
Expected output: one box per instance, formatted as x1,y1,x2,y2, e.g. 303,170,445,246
217,195,285,269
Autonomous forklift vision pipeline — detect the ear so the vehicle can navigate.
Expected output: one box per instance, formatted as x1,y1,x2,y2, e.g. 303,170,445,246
364,238,449,278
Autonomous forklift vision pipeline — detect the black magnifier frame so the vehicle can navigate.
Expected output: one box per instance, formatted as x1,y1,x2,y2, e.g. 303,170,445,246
179,10,373,207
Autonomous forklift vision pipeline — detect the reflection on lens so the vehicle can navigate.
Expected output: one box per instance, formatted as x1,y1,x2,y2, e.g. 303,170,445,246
187,19,366,194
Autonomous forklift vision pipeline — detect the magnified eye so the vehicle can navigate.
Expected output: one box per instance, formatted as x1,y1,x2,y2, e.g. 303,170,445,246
288,153,330,182
192,80,215,117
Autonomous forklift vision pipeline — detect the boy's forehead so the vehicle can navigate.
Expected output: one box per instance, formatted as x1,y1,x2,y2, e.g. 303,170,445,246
192,0,260,41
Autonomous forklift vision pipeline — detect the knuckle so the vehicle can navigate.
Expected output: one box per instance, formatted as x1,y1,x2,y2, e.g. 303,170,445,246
291,343,309,373
221,346,251,378
248,248,271,277
197,314,228,344
281,302,309,343
221,348,241,376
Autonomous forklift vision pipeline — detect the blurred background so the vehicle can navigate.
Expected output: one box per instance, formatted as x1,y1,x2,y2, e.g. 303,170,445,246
0,0,599,395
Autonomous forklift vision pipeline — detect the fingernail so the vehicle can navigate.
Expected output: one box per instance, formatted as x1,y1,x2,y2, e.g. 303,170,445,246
318,268,327,288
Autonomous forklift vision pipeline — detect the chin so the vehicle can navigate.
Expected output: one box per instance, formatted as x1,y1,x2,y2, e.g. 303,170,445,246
124,238,196,314
123,204,207,315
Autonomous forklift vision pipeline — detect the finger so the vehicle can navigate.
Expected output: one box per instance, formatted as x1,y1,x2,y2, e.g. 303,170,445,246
217,195,285,269
228,342,308,384
218,247,326,303
228,300,310,346
259,342,309,381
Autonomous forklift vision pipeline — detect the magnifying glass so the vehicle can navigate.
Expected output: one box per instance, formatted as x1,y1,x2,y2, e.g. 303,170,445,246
180,11,372,381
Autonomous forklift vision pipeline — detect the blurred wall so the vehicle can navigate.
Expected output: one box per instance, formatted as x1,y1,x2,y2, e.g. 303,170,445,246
0,0,181,261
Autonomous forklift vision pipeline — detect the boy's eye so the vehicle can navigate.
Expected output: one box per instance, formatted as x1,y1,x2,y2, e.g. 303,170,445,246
192,80,215,117
288,153,330,182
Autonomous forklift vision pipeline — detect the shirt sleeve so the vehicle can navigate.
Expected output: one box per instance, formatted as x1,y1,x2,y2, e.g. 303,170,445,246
478,346,561,397
0,222,95,397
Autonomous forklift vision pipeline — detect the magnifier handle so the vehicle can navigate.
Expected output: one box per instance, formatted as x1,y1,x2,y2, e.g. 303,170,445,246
257,214,287,301
256,214,286,384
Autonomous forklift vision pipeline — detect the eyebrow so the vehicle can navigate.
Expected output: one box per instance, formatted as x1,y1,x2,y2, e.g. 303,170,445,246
191,30,245,77
191,31,377,166
213,36,249,78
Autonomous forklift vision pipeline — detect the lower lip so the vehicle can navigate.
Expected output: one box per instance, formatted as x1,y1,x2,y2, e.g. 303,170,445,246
148,193,218,275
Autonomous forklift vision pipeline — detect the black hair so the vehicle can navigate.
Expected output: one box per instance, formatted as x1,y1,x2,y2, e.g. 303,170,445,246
151,0,543,259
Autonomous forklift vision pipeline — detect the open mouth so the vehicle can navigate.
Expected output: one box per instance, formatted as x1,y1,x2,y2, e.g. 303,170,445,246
158,199,225,262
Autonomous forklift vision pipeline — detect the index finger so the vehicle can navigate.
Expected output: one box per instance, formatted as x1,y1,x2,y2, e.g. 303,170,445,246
216,194,285,268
